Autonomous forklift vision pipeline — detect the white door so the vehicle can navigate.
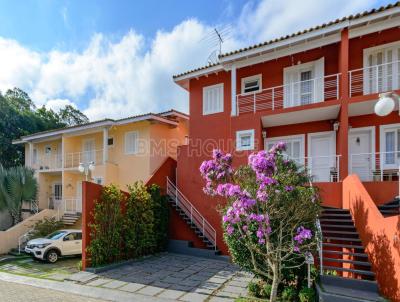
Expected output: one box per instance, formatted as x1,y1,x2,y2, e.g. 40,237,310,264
349,130,372,181
308,132,335,182
76,181,82,213
82,139,95,163
52,183,63,210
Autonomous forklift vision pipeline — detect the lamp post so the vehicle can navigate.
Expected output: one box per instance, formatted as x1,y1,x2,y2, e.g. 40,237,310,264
374,92,400,199
78,161,95,181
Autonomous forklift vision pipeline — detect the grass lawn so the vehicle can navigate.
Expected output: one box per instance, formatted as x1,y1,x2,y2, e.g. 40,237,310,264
0,256,80,281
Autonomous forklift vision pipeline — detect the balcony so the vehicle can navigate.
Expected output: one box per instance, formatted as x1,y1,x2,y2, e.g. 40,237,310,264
236,73,340,115
350,151,400,181
64,149,104,169
349,61,400,98
32,154,62,171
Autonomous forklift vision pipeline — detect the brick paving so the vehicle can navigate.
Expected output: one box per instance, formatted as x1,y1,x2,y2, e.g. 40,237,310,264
70,253,253,301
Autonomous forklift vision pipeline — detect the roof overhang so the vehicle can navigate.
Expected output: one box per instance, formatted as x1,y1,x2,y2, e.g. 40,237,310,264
262,104,341,128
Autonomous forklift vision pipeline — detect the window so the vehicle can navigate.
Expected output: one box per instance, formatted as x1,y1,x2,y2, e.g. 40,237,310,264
107,137,114,147
300,70,313,105
203,83,224,115
94,177,104,185
382,125,400,166
125,131,138,154
32,148,38,164
266,135,305,164
236,130,255,151
45,145,52,154
241,75,261,94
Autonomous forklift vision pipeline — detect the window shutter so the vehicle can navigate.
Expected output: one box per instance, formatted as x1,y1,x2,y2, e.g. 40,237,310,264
203,84,223,115
125,132,138,154
314,57,325,103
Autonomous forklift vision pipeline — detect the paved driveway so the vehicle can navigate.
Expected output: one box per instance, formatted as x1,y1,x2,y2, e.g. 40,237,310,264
68,253,252,301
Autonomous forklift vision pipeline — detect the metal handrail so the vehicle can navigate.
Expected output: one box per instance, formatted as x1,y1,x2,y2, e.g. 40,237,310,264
166,177,217,250
236,73,340,115
315,218,323,275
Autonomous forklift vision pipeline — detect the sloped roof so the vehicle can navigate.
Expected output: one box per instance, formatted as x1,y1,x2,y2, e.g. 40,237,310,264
173,1,400,80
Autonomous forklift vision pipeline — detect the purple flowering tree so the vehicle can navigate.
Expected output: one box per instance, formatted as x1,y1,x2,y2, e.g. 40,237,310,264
200,144,320,301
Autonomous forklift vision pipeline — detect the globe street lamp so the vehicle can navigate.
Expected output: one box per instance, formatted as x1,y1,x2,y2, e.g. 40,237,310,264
373,92,400,199
78,161,95,181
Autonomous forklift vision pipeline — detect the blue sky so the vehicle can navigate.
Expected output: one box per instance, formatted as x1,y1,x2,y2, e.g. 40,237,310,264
0,0,393,120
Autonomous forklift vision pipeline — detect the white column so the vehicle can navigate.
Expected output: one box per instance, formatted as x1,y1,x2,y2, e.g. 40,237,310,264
231,64,237,116
28,142,34,167
103,128,108,163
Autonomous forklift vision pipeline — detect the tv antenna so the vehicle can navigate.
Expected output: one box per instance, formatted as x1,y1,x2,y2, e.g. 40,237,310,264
201,24,233,65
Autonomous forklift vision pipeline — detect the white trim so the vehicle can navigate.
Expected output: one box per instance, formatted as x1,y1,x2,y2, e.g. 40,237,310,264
265,134,305,163
241,74,262,94
203,83,224,115
124,131,139,155
349,15,400,39
363,40,400,57
380,123,400,169
236,129,255,151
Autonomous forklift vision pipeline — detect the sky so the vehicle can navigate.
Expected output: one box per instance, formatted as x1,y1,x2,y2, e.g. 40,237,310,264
0,0,394,120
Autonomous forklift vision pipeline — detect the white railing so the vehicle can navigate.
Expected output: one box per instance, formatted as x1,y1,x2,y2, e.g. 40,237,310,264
63,198,81,214
236,74,340,115
350,151,400,182
32,154,63,171
64,149,104,169
22,200,39,214
288,155,341,182
349,60,400,97
166,177,217,250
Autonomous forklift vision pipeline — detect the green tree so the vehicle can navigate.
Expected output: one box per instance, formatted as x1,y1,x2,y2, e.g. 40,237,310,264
0,165,38,225
0,88,89,168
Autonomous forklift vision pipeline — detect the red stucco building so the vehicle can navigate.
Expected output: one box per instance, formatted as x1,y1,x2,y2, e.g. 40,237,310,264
172,3,400,300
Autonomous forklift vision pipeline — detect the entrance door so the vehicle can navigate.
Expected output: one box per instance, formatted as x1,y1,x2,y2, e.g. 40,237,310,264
76,181,82,213
52,183,62,210
308,132,335,182
349,130,373,181
82,139,95,163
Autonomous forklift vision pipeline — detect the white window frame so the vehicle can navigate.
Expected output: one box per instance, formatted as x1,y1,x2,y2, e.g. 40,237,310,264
236,129,255,151
203,83,224,115
380,123,400,169
107,136,115,148
265,134,305,164
44,145,52,155
241,74,262,94
125,131,139,155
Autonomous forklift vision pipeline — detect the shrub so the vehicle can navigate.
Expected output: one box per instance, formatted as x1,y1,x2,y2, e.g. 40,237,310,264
29,217,64,239
299,287,315,302
125,181,156,258
200,145,321,302
248,280,262,297
260,283,272,298
281,286,297,301
148,184,169,252
87,185,125,267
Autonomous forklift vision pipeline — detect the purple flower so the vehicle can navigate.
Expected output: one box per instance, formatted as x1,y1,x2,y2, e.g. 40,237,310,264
285,186,294,192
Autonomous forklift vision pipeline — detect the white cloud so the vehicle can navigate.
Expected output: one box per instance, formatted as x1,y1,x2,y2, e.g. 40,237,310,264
0,0,379,121
45,98,77,112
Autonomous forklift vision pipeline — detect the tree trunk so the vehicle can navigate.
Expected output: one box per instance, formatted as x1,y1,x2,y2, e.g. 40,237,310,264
270,263,280,302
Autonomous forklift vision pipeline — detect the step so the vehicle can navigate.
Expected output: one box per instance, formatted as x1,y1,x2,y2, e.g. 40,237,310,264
378,203,399,208
320,219,353,223
323,265,375,276
323,243,365,249
322,250,368,258
322,230,359,235
322,208,350,213
167,240,227,261
321,224,357,229
324,237,361,242
323,257,371,267
317,275,382,302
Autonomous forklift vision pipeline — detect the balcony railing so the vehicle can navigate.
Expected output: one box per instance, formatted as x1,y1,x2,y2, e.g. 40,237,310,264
64,149,104,169
349,60,400,97
350,151,400,181
32,154,62,171
236,73,340,115
288,155,341,182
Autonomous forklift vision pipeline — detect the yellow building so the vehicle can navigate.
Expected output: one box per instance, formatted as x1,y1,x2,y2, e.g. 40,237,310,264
14,110,188,225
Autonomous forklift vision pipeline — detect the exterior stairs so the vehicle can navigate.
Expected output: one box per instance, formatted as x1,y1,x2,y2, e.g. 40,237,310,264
319,207,375,280
61,213,81,226
166,178,220,255
377,197,400,217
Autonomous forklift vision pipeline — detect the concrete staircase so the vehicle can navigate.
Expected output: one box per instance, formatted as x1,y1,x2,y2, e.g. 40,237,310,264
319,207,375,279
166,178,220,255
61,213,81,226
377,197,400,217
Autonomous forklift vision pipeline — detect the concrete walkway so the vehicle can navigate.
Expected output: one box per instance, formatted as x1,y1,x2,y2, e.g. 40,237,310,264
68,253,252,301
